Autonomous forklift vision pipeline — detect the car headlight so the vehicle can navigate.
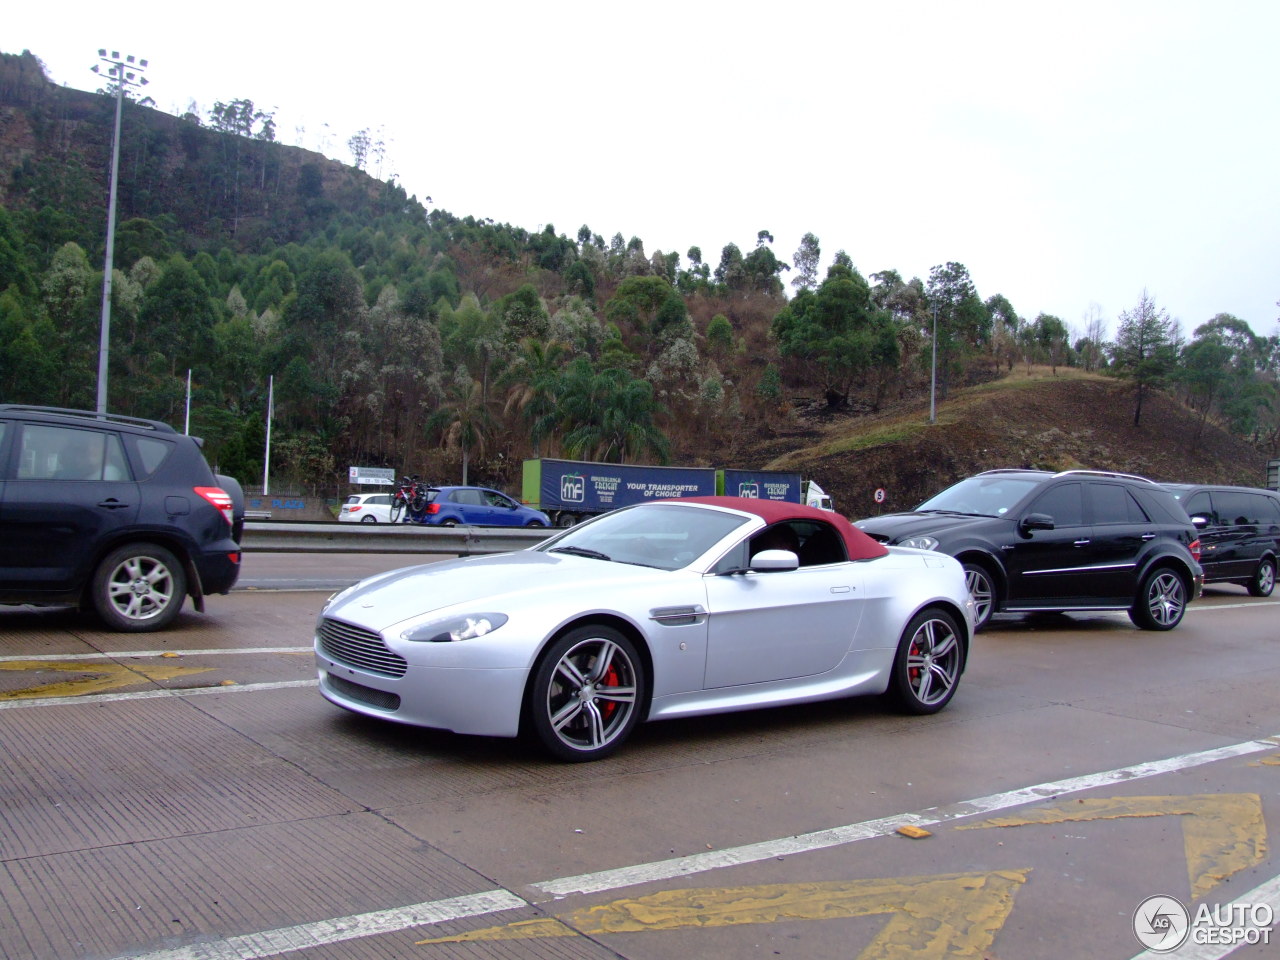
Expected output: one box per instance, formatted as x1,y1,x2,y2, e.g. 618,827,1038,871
899,536,939,551
401,613,509,643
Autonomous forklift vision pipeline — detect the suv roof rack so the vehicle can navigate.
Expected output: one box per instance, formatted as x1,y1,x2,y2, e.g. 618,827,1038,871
0,405,176,434
1052,469,1157,485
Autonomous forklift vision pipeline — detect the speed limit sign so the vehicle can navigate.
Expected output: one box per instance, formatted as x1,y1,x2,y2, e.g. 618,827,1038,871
874,488,886,504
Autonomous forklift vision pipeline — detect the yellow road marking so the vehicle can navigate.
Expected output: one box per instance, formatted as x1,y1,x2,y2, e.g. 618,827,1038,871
0,659,214,700
960,794,1266,899
419,869,1030,959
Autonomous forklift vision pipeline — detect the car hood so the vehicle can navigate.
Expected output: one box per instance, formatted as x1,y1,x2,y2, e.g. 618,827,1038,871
856,511,1003,542
321,550,669,632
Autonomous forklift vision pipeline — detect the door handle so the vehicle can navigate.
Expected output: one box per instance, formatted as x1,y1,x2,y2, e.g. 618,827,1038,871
1073,539,1091,546
1141,533,1156,541
97,499,131,509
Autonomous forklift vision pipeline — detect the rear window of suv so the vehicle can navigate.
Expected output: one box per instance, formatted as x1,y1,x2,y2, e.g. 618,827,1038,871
1090,482,1151,524
131,436,175,478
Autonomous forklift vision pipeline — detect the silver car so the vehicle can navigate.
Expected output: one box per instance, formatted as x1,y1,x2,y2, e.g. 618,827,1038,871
315,497,975,761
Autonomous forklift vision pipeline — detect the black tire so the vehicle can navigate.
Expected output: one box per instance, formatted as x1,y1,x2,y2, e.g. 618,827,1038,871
890,608,965,715
360,514,378,523
90,543,187,632
556,513,577,528
526,519,545,527
441,518,457,527
1128,566,1188,630
390,497,405,524
961,562,997,632
527,625,645,762
1247,557,1276,598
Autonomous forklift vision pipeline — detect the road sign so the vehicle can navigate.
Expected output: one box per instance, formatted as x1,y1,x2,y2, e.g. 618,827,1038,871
874,488,887,504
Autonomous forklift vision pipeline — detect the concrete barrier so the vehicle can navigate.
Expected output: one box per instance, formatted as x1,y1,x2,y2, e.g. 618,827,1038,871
240,522,552,555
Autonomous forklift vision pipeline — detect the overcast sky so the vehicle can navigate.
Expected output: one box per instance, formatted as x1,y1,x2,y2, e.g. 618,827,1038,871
7,1,1278,340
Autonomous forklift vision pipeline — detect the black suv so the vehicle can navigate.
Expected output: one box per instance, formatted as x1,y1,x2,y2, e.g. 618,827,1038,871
855,469,1203,631
1160,483,1280,597
0,405,244,631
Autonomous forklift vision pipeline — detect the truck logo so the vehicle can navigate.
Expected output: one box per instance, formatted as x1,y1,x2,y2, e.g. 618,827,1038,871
561,474,585,503
738,483,760,499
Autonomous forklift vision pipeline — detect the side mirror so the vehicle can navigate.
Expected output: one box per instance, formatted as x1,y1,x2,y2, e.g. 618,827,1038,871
1019,513,1055,535
1190,515,1208,529
750,549,799,572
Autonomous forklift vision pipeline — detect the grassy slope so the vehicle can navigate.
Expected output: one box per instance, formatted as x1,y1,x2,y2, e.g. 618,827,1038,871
749,369,1272,519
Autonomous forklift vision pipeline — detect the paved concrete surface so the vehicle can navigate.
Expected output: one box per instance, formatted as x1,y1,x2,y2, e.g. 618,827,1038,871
0,580,1277,960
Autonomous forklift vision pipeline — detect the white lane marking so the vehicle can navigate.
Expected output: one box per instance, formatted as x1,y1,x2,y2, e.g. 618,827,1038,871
113,890,527,960
0,680,317,711
1190,600,1280,610
0,647,311,663
114,734,1280,960
533,735,1280,897
1128,871,1280,960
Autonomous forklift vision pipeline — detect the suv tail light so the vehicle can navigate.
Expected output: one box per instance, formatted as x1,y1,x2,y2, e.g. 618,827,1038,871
196,487,235,528
1189,538,1202,562
426,503,440,514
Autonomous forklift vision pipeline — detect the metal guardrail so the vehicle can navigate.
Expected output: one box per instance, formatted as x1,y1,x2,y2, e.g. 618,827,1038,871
240,521,553,555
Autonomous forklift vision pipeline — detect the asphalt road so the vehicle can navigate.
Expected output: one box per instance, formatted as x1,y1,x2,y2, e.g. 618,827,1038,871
0,570,1277,960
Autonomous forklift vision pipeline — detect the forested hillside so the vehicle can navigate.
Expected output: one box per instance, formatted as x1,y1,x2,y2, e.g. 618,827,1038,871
1,49,1277,503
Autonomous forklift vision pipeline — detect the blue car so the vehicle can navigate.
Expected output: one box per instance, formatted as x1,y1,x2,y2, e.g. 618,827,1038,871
417,486,550,527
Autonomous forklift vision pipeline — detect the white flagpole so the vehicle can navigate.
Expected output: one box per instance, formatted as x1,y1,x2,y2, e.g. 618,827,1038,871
263,375,273,497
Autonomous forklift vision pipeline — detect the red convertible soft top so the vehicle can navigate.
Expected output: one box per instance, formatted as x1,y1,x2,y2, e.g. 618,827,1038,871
675,496,889,561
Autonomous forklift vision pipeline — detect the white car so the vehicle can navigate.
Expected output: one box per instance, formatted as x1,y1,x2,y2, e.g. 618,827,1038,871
338,492,394,523
315,497,975,761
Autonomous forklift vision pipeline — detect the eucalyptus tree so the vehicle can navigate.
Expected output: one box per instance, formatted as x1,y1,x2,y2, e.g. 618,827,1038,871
439,292,506,403
276,248,365,431
772,259,899,407
342,284,444,465
41,242,102,408
1180,314,1266,441
985,294,1021,372
1030,312,1070,373
791,232,821,293
134,254,219,421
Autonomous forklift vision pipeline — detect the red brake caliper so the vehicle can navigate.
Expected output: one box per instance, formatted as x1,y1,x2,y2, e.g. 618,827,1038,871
599,662,620,719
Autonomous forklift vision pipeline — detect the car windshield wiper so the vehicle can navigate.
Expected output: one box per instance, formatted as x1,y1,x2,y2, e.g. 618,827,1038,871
549,545,612,562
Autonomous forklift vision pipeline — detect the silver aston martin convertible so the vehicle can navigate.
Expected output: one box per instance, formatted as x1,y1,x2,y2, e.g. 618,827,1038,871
315,497,975,761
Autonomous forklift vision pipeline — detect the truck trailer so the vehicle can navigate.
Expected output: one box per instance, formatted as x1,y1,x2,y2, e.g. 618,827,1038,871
522,458,827,526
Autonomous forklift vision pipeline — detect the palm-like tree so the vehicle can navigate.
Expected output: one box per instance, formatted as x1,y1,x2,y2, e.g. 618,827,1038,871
427,376,491,484
502,338,567,458
556,358,669,463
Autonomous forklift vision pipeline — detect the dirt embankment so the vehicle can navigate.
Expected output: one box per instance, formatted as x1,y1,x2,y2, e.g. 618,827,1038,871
743,372,1274,519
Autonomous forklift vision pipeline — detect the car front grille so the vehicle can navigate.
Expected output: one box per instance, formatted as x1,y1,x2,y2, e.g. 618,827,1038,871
317,617,408,678
324,673,402,711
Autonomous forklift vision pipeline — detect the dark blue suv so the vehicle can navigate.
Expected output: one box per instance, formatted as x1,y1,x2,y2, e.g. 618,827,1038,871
0,406,243,631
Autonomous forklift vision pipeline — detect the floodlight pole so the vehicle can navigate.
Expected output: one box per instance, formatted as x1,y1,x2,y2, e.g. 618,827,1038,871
92,50,147,414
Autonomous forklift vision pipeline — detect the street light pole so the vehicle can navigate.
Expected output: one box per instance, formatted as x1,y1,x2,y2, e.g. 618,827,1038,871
929,303,938,424
91,50,148,414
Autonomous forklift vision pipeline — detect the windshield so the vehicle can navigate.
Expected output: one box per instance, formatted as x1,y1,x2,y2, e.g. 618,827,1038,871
539,503,750,570
915,474,1045,517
